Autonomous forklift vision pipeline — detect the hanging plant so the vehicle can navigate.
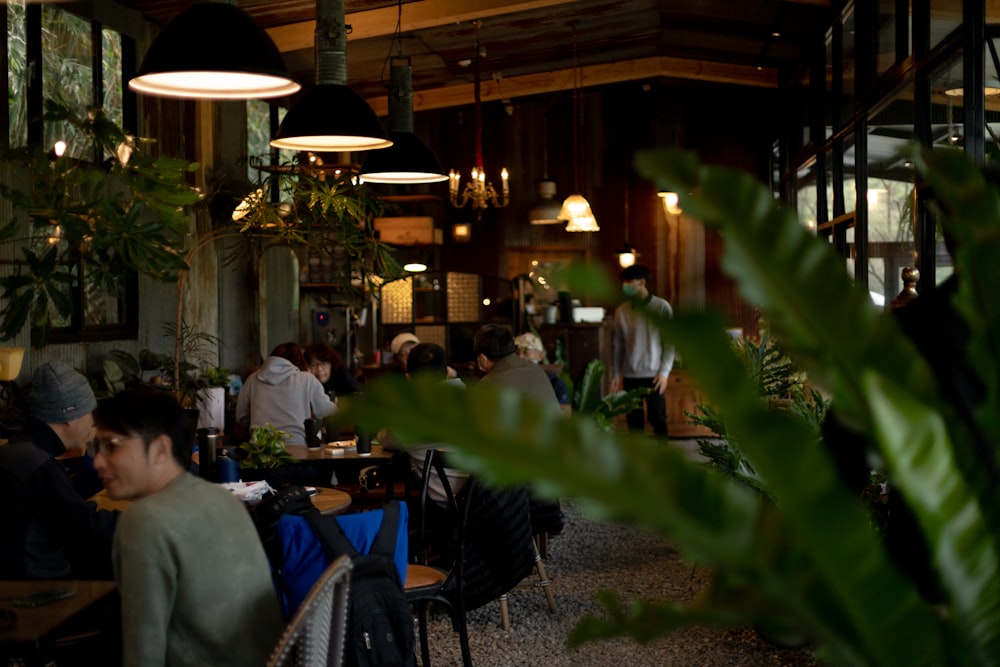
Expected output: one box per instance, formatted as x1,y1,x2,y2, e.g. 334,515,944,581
240,155,405,307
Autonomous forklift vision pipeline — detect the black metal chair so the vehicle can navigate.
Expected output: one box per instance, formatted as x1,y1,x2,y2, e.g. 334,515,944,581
404,449,472,667
404,450,542,666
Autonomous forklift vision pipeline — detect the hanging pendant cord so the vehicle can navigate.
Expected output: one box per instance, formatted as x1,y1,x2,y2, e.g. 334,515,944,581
572,23,580,192
474,21,484,170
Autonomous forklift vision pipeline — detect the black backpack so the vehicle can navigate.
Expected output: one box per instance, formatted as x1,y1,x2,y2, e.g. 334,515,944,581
299,502,417,667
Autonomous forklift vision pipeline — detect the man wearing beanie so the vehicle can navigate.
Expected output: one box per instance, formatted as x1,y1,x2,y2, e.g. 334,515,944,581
0,360,118,579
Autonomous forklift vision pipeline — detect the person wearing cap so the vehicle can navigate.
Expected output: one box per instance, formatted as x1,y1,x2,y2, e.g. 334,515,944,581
0,361,119,579
389,332,421,375
514,332,571,413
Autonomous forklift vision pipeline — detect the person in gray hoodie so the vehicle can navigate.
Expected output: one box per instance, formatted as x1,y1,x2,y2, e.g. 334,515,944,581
235,342,336,444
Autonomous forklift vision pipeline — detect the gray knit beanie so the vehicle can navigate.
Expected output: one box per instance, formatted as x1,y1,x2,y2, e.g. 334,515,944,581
29,361,97,423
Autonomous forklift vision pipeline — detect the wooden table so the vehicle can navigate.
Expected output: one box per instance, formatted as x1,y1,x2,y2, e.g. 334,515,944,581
90,485,351,516
0,580,117,647
285,443,402,498
285,442,394,463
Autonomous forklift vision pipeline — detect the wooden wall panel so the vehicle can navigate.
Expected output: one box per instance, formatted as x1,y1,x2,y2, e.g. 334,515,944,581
425,79,778,330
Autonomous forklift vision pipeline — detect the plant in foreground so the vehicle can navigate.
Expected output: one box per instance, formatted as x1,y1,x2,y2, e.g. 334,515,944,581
335,145,1000,666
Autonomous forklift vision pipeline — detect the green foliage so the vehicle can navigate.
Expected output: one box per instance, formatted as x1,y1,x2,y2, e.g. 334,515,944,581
0,100,201,347
335,146,1000,665
240,156,405,306
238,424,297,470
691,332,829,495
571,358,651,430
96,324,228,407
202,366,231,388
1,102,396,349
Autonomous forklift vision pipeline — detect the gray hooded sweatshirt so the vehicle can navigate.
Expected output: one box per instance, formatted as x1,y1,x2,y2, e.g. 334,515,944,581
235,356,336,444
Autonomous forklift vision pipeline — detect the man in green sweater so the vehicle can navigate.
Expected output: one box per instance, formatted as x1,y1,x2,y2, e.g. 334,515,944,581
92,387,282,667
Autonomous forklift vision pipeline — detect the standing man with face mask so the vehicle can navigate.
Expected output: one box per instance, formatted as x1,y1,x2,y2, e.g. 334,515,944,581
610,264,675,436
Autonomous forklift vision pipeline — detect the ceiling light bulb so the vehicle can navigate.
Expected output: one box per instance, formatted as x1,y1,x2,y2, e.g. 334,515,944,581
658,191,683,215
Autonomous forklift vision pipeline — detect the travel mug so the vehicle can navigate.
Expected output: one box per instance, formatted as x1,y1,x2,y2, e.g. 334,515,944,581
355,431,372,457
304,418,322,449
196,427,220,481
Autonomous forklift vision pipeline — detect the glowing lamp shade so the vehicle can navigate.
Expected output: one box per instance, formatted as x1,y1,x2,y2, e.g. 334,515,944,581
129,4,300,100
271,85,392,151
617,243,638,268
560,194,599,232
658,191,682,215
360,132,448,184
403,261,428,273
0,347,25,381
452,223,472,243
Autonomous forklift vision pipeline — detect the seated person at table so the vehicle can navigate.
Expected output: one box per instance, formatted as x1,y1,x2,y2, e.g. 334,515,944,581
474,323,560,410
236,341,336,445
0,361,118,580
305,341,361,399
93,387,283,667
514,332,571,413
388,331,420,375
397,343,468,506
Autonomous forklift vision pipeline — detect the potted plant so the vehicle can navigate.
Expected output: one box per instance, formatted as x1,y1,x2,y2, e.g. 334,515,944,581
571,358,650,431
689,330,829,496
238,424,298,488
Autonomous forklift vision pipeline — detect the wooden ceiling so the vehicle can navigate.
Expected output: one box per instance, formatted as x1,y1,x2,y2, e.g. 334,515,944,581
117,0,837,113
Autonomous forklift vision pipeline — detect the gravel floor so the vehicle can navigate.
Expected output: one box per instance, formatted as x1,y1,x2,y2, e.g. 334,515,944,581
417,501,824,667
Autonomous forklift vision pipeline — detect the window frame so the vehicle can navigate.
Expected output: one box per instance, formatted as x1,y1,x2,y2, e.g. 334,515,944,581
9,2,139,344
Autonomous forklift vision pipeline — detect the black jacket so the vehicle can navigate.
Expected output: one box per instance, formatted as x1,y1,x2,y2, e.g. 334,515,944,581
0,421,118,579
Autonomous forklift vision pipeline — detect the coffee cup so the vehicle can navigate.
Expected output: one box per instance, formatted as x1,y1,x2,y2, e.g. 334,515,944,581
355,431,372,456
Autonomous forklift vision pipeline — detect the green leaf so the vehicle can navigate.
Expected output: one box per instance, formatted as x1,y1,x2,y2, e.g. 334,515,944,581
865,373,1000,664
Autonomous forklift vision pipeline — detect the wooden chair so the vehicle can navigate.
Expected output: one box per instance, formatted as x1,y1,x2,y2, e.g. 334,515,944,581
498,536,557,631
266,554,352,667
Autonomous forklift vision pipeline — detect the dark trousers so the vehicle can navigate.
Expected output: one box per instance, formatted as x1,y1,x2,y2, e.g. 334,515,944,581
623,377,668,436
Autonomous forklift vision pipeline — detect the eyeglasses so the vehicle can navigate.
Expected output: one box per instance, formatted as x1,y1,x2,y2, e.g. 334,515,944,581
87,435,135,459
308,361,330,370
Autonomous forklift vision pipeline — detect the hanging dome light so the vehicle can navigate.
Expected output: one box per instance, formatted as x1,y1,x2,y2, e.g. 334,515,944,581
360,58,447,184
616,243,638,268
561,194,599,232
658,191,683,215
528,179,563,224
129,3,300,100
270,0,390,152
562,24,598,233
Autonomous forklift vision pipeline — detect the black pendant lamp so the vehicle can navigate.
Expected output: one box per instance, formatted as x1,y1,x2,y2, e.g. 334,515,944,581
271,0,391,152
361,58,447,184
129,3,300,100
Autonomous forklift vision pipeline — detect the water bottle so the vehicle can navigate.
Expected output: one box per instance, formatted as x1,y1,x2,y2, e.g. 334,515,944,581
215,448,239,483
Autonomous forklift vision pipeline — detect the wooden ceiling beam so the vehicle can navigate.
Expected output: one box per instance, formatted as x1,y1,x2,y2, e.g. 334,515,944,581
366,56,779,115
267,0,582,53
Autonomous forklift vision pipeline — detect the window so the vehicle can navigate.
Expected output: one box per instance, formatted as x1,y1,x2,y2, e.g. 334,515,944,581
4,2,137,343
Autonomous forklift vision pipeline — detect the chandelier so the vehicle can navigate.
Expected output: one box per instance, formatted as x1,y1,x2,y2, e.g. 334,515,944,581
449,21,510,219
